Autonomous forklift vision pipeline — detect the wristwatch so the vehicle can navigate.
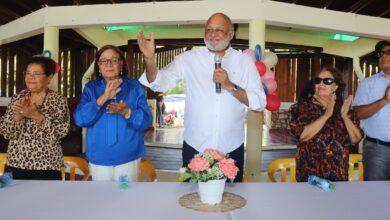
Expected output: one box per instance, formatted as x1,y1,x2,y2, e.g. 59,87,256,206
229,84,238,95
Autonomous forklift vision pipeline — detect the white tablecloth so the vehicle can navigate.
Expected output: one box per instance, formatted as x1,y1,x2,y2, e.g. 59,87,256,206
1,181,389,220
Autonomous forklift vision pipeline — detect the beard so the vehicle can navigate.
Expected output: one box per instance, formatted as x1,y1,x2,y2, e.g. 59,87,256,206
204,37,230,52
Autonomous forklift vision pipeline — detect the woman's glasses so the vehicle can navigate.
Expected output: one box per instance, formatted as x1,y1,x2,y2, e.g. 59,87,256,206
314,77,335,85
97,57,121,66
23,71,46,77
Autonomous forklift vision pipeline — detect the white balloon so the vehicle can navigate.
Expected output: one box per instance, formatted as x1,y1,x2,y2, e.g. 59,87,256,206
262,52,278,68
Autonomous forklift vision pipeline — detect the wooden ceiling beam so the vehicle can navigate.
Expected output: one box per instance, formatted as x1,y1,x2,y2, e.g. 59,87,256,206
0,4,22,18
376,7,390,17
7,0,37,12
36,0,60,7
347,0,374,13
60,30,95,48
323,0,336,9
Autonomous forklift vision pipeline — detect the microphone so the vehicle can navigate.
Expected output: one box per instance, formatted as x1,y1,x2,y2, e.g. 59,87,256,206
214,54,222,93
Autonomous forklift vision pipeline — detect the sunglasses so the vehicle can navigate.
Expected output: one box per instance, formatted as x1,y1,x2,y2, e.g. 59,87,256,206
314,77,335,85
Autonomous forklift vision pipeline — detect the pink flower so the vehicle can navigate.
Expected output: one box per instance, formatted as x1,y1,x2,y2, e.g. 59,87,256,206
204,148,224,161
218,158,239,180
188,157,210,172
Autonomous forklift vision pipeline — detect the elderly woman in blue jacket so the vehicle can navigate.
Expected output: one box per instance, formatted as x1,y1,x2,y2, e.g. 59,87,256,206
74,45,152,182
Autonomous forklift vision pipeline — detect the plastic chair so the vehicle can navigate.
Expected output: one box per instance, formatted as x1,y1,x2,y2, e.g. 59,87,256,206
242,173,249,182
138,158,157,182
62,156,90,181
268,158,296,182
349,153,364,181
0,153,6,175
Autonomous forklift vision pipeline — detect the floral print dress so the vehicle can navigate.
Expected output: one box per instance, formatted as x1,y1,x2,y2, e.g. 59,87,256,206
289,97,362,182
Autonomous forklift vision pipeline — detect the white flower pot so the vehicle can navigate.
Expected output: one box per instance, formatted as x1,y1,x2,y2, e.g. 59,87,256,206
198,178,226,205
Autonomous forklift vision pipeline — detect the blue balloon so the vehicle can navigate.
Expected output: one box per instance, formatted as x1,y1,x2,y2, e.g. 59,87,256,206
262,83,268,95
255,44,262,61
41,50,52,58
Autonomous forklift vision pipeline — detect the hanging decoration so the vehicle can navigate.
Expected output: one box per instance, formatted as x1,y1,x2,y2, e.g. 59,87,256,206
243,44,280,112
40,50,61,74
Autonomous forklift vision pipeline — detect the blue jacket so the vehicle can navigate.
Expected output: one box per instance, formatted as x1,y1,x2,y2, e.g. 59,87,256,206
74,78,152,166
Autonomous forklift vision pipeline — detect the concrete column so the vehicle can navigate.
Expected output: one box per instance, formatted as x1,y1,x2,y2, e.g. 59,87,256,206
43,26,59,91
353,57,365,80
246,19,265,182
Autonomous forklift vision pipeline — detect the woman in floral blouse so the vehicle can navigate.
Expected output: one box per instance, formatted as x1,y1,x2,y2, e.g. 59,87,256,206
289,67,363,182
0,56,70,180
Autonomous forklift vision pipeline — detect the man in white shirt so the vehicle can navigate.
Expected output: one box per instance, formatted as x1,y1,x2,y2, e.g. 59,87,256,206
138,13,266,182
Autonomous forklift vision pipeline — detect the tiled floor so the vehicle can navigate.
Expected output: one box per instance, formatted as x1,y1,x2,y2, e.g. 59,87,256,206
144,125,296,149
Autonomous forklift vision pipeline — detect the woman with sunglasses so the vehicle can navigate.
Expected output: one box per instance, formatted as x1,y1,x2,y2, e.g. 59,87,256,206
74,45,152,182
289,66,362,182
0,56,70,180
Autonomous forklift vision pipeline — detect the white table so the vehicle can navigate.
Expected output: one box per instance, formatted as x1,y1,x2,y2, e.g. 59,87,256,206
1,181,389,220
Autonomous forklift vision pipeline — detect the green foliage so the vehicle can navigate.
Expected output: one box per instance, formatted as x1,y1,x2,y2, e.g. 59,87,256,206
166,80,186,95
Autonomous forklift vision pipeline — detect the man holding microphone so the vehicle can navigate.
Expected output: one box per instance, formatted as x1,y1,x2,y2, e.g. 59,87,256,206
138,12,266,182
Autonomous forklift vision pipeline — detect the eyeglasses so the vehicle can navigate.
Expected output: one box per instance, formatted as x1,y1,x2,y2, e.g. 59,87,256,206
23,71,46,77
97,57,121,66
378,50,390,58
314,77,335,85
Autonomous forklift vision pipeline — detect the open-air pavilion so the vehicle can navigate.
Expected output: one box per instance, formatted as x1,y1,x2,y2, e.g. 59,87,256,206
0,0,389,181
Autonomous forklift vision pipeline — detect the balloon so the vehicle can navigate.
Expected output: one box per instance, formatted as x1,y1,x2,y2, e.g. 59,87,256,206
269,90,278,96
262,51,278,68
262,78,277,94
255,44,262,61
242,49,256,62
266,94,281,112
55,63,61,73
255,61,267,76
41,50,52,58
262,83,268,95
262,68,275,80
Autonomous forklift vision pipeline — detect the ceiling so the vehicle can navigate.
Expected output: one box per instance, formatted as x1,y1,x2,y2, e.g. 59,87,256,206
272,0,390,19
0,0,389,26
0,0,184,26
0,0,388,58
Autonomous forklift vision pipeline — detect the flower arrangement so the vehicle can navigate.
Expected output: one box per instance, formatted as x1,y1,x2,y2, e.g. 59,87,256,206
163,109,176,126
179,148,239,183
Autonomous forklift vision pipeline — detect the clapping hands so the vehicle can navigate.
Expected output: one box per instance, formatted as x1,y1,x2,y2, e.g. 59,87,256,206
12,97,39,122
97,78,123,106
322,93,336,119
341,95,353,119
107,100,130,118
